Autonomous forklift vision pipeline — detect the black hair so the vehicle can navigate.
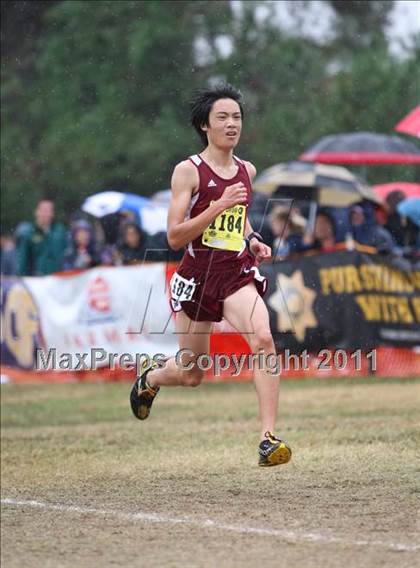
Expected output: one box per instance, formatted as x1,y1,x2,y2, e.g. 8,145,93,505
190,82,244,146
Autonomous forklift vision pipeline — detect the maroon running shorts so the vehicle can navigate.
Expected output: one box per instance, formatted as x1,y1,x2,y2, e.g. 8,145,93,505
169,250,268,322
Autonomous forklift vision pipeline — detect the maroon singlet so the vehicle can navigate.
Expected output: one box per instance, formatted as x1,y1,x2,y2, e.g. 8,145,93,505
170,153,267,322
182,153,252,269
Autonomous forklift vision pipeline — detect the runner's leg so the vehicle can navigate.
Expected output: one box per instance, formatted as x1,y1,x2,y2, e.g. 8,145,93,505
222,282,279,440
147,309,213,388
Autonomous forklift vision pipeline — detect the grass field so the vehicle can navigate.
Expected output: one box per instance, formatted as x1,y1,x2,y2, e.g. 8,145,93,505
1,377,420,568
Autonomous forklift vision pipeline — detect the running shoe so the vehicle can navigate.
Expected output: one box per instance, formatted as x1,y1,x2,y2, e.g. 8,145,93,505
130,359,160,420
258,431,292,466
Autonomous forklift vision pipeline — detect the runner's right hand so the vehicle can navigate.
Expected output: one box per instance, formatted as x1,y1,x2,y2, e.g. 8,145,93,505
218,182,247,208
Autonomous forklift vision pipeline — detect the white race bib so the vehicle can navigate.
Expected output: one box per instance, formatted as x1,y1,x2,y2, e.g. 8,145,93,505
170,272,197,311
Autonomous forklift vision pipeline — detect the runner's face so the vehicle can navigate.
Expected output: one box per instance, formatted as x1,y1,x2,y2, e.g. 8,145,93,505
202,98,242,149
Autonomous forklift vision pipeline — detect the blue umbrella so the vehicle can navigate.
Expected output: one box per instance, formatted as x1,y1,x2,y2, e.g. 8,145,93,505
82,191,168,234
397,198,420,227
82,191,149,222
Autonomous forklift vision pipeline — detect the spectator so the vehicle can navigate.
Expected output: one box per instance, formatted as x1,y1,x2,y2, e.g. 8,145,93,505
116,222,182,264
100,213,124,245
14,221,33,244
16,199,67,276
148,231,184,262
349,205,371,245
63,219,100,270
1,232,17,276
350,205,396,253
269,205,307,259
372,206,397,254
85,217,119,265
385,190,406,247
310,210,337,252
117,222,149,265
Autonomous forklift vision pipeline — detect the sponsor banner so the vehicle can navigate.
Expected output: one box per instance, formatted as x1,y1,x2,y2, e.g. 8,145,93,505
2,253,419,380
261,251,420,351
1,278,41,368
1,265,179,370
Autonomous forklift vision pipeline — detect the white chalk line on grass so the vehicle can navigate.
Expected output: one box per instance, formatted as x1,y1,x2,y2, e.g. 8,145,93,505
2,497,419,553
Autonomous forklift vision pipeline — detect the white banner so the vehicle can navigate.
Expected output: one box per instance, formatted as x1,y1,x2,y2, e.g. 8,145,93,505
22,264,179,368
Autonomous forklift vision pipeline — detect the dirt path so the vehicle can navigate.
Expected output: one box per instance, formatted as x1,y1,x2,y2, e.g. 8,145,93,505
1,379,419,567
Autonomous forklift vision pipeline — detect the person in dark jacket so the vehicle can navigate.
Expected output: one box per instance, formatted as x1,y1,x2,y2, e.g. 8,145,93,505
63,219,100,270
385,190,406,247
350,205,396,253
16,199,67,276
117,222,149,265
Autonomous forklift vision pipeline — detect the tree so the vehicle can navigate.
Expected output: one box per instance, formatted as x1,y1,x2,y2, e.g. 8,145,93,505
2,0,418,231
1,0,233,227
327,0,395,53
212,2,331,167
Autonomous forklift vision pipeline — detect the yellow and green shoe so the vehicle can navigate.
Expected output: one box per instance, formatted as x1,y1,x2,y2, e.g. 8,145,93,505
258,431,292,466
130,359,160,420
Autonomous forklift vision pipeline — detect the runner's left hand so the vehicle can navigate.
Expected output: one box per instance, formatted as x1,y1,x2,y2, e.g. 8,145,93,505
250,240,271,262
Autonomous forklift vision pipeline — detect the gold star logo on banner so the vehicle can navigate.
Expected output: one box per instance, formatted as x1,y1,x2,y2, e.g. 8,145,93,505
268,271,317,342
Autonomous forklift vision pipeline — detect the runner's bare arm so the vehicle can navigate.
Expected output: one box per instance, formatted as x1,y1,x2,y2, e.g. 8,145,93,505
245,217,254,238
244,161,257,238
244,161,257,182
167,160,247,250
243,161,271,261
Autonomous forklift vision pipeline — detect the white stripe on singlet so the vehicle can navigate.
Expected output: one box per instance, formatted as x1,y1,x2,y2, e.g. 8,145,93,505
184,191,200,258
189,154,202,166
234,156,248,257
236,239,247,257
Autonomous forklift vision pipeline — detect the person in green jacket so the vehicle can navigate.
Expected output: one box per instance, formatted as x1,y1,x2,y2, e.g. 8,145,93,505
16,199,67,276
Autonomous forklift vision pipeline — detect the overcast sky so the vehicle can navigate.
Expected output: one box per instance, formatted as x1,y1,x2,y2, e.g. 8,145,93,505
388,0,420,51
249,0,420,56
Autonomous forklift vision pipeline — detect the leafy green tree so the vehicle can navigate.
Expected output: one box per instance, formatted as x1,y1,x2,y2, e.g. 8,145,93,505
322,35,420,183
2,0,419,231
2,0,233,228
214,2,330,167
326,0,395,53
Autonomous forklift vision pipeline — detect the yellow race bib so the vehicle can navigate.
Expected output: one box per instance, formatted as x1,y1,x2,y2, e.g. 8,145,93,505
202,202,246,252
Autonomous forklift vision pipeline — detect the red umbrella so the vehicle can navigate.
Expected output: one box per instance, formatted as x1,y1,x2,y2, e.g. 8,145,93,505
395,106,420,139
300,132,420,165
373,182,420,200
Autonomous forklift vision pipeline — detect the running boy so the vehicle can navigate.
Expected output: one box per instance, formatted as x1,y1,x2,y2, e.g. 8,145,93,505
130,83,291,467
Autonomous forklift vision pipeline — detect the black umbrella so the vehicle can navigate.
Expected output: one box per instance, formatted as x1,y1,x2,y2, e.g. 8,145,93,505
299,132,420,165
253,161,380,207
253,161,382,235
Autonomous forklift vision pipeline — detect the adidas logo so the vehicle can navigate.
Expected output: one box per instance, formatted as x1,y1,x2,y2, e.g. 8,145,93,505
208,179,217,187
